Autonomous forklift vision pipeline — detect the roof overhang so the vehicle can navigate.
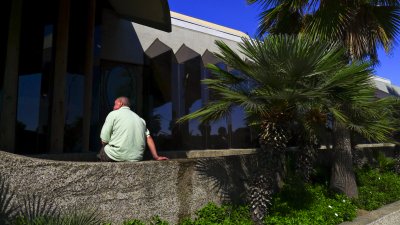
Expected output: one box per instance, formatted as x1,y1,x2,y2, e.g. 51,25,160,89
108,0,171,32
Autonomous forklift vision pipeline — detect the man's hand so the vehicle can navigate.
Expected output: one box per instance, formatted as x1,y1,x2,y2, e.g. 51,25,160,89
154,156,168,161
147,135,169,161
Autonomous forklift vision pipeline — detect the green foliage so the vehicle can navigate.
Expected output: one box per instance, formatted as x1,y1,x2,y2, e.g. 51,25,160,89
179,34,399,146
122,219,146,225
13,208,103,225
247,0,400,62
355,168,400,210
376,152,397,172
0,175,104,225
264,184,357,225
60,208,103,225
12,215,62,225
16,194,61,224
121,216,169,225
179,202,252,225
149,216,169,225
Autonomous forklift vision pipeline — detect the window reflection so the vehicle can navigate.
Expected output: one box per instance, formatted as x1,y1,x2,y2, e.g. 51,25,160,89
206,62,230,149
104,65,139,112
15,0,56,154
95,57,258,151
231,106,256,148
145,51,174,150
230,69,257,148
64,73,84,152
181,57,203,149
17,74,42,131
209,118,230,149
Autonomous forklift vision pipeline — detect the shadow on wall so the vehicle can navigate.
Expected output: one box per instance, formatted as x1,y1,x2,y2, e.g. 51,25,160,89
194,154,261,205
0,175,102,224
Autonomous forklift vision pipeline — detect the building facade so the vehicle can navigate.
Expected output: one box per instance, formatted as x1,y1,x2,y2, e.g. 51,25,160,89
3,0,395,155
0,0,256,154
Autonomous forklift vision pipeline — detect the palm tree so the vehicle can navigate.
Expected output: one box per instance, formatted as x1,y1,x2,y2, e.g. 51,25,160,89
248,0,400,62
247,0,400,198
178,34,398,222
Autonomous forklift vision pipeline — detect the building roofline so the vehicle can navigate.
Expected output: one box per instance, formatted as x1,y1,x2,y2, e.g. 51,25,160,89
170,11,249,39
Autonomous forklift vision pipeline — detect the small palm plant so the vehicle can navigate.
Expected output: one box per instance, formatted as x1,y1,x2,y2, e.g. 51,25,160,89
0,175,103,225
0,176,17,225
178,34,398,222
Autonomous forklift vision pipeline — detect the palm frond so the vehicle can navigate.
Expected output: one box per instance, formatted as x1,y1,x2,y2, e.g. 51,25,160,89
61,208,103,225
17,194,61,224
0,175,17,224
344,97,400,142
177,101,233,123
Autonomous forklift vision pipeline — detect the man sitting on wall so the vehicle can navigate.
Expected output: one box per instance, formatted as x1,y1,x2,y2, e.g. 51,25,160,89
98,96,168,162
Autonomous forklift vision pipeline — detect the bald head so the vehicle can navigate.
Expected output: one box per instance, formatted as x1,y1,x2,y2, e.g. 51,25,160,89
117,96,130,107
113,96,130,110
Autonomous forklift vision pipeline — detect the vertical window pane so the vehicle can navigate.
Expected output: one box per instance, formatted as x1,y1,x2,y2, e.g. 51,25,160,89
16,0,56,154
16,74,42,153
231,106,256,148
64,73,84,152
182,57,203,149
145,51,174,150
209,118,230,149
0,0,11,118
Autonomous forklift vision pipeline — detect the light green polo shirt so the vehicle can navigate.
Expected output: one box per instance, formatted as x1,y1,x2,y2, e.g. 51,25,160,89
100,106,150,162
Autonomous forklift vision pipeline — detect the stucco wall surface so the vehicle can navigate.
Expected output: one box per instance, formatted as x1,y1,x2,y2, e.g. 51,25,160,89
0,150,259,224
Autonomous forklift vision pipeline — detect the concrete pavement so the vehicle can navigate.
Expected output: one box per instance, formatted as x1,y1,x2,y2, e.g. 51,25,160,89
341,200,400,225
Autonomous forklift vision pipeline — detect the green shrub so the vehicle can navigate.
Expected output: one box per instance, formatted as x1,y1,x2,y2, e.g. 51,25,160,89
355,168,400,210
149,216,169,225
264,184,357,225
179,202,252,225
122,216,169,225
122,219,146,225
376,152,396,172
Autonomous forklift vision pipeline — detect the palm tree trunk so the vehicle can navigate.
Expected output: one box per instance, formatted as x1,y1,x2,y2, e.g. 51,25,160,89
249,122,288,223
330,122,358,198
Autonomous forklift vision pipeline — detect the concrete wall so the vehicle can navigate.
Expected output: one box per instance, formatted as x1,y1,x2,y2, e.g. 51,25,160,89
0,144,396,224
0,150,259,224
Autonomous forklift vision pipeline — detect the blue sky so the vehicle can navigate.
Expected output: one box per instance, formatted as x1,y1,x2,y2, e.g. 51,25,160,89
168,0,400,86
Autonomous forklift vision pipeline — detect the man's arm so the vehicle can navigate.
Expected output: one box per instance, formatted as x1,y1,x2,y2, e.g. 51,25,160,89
146,136,168,160
100,113,113,144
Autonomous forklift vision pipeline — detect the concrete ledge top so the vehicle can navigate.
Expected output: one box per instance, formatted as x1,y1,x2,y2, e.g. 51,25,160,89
1,148,259,163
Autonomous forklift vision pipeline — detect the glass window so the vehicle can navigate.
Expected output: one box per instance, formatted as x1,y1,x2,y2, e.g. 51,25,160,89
144,51,174,150
181,57,204,149
102,65,140,112
15,0,56,154
64,73,84,152
16,74,42,152
0,0,12,121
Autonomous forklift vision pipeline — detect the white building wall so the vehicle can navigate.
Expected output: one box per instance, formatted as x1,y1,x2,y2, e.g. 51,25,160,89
132,12,248,58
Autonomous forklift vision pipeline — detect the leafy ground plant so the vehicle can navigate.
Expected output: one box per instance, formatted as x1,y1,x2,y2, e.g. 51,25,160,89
122,216,169,225
0,174,103,225
179,202,252,225
264,183,357,225
355,168,400,211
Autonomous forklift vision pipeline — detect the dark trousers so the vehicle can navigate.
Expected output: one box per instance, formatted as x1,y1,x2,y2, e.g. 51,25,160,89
97,146,116,162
